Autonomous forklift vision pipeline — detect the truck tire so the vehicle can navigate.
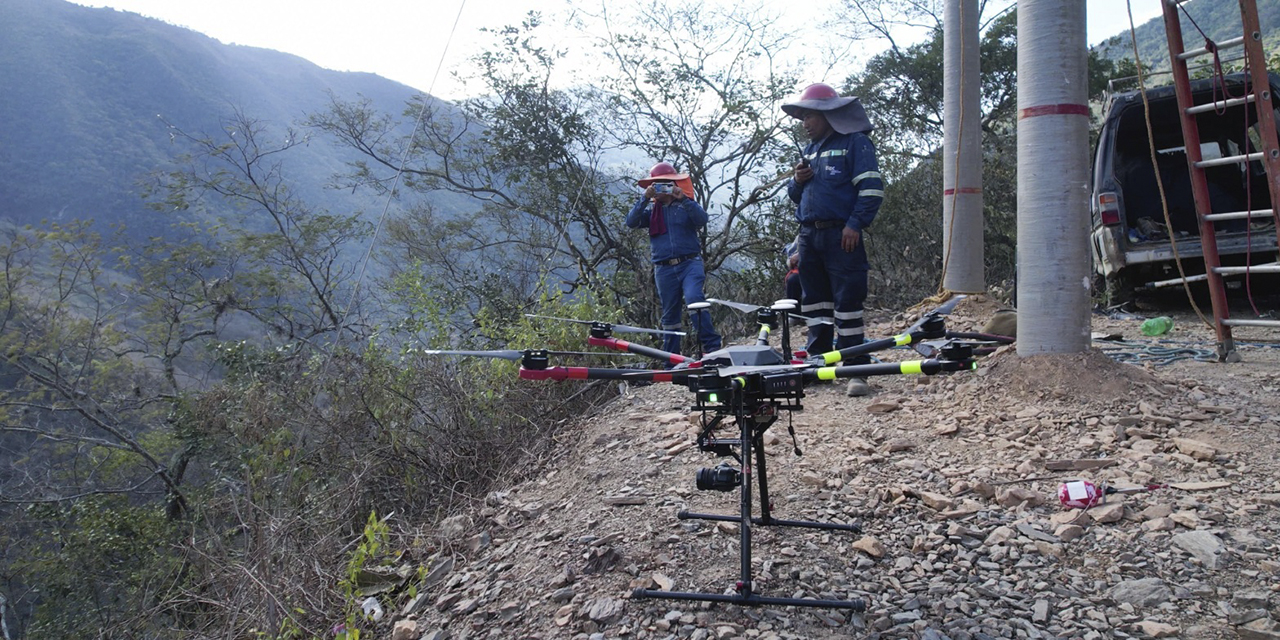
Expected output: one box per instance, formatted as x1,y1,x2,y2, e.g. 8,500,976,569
1103,272,1136,308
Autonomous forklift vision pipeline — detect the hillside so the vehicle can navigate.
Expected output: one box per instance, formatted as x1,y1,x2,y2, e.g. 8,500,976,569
1093,0,1280,75
0,0,472,240
360,301,1280,639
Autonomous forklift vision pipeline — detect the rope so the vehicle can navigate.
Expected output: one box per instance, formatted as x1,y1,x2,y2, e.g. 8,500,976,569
1125,0,1215,330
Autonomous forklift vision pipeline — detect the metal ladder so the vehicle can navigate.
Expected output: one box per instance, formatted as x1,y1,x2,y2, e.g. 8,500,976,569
1162,0,1280,361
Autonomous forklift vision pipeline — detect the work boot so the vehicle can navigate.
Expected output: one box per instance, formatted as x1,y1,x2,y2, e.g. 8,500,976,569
845,377,870,397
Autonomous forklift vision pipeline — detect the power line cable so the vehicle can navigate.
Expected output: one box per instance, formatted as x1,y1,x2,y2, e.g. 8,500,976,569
335,0,470,336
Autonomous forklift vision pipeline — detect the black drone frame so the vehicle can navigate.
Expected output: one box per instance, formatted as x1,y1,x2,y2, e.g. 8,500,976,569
504,299,981,610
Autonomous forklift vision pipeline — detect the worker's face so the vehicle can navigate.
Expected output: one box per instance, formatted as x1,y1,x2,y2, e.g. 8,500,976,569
801,110,832,141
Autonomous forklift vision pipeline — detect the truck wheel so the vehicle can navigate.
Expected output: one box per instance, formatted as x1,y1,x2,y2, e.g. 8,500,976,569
1103,272,1135,308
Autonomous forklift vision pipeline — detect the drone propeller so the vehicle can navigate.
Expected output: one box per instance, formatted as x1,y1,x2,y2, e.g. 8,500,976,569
902,294,968,334
523,314,686,336
712,363,814,377
912,337,998,358
421,349,526,361
706,298,761,313
705,298,833,325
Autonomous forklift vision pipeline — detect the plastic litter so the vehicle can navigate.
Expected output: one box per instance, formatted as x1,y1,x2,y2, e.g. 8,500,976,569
1140,316,1174,336
361,596,384,622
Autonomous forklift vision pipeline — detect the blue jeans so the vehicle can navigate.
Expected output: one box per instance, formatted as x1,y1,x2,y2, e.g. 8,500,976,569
655,257,722,355
798,226,868,362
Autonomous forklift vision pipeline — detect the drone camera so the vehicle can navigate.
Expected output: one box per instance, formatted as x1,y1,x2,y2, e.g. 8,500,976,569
696,463,742,492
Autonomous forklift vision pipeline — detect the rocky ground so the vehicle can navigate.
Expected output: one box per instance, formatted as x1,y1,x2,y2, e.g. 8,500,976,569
376,295,1280,640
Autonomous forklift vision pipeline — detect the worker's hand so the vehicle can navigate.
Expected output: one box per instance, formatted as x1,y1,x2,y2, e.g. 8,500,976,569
643,185,657,200
841,226,860,252
794,161,813,184
671,188,686,201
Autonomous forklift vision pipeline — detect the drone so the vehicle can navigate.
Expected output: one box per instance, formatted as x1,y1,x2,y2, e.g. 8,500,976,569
425,295,1008,610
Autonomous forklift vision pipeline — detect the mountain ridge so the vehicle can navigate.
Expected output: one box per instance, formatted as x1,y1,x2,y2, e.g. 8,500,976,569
0,0,450,238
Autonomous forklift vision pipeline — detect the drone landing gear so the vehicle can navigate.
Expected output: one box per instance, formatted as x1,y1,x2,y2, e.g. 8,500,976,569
632,385,865,611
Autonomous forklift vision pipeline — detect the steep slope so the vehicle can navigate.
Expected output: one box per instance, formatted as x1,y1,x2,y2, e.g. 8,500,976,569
365,300,1280,639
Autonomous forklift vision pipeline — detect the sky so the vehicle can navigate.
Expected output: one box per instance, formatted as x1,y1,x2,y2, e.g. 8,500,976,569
71,1,1167,100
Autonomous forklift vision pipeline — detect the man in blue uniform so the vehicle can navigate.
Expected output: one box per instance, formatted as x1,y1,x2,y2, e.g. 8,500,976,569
783,83,884,396
626,162,722,356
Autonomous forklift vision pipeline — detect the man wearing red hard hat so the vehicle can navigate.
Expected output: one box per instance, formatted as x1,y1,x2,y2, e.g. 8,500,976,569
783,82,884,397
625,162,721,356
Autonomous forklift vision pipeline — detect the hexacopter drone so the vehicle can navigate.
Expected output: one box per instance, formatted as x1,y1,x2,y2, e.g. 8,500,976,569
426,295,1007,610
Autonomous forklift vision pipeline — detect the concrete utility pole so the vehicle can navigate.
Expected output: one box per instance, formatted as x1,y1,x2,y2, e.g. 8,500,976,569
1016,0,1091,355
942,0,984,293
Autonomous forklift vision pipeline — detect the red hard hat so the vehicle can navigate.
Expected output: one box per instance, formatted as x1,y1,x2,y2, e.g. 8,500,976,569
637,161,693,198
649,162,678,178
798,83,839,101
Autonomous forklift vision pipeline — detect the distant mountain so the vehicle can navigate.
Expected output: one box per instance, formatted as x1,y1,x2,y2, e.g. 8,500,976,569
0,0,466,238
1093,0,1280,76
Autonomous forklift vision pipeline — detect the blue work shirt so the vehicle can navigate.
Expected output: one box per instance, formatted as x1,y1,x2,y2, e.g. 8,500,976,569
626,196,708,263
787,131,884,232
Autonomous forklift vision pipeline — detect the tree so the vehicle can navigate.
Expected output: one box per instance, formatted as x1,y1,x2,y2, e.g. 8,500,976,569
309,4,805,335
836,3,1132,306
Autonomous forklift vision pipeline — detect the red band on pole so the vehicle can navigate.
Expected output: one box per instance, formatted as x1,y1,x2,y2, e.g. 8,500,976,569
1018,103,1089,120
943,187,984,195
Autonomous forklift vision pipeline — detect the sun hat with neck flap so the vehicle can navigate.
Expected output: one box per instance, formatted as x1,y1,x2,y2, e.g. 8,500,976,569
781,82,873,135
637,161,695,199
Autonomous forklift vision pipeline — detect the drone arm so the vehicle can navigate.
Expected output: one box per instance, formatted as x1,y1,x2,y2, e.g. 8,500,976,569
588,335,690,366
755,324,772,346
809,333,911,365
520,366,698,383
802,357,974,381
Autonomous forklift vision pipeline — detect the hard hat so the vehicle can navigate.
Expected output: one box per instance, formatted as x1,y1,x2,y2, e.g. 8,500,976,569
799,83,840,101
648,162,680,178
781,83,873,135
637,161,695,199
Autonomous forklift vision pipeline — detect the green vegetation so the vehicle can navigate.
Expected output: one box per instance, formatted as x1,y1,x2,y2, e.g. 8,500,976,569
0,0,1266,636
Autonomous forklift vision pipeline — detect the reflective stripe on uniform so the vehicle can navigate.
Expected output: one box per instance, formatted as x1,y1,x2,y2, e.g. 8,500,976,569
859,189,885,198
836,326,865,337
851,170,881,185
833,309,863,321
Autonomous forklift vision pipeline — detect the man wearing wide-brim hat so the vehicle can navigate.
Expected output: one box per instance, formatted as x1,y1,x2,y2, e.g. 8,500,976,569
626,162,722,356
783,82,884,397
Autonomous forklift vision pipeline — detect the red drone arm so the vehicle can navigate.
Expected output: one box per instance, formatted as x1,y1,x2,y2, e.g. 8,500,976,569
588,335,690,366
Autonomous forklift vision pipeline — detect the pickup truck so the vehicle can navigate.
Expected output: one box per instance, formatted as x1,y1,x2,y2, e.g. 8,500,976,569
1090,72,1279,304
